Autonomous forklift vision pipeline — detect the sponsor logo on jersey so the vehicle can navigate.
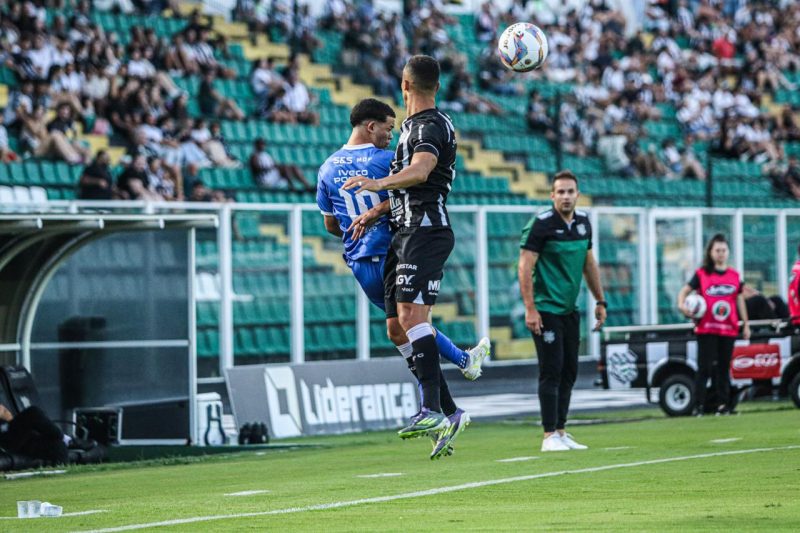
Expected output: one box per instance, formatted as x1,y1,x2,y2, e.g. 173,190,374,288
705,284,737,296
396,274,415,285
397,264,418,271
711,300,731,320
427,280,440,292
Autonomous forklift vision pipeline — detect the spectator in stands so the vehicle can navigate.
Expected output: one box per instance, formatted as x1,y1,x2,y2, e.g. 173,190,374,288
474,2,497,43
189,179,230,203
146,156,181,200
442,63,504,116
190,119,240,168
526,89,554,138
629,139,666,177
198,69,245,121
3,80,35,129
79,149,114,200
249,137,313,191
117,154,162,200
251,57,283,115
598,128,636,178
278,68,318,125
0,114,18,163
289,4,321,56
768,156,800,200
20,104,86,164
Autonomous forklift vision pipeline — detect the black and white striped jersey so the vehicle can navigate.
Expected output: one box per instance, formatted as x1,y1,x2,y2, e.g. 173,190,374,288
388,108,457,228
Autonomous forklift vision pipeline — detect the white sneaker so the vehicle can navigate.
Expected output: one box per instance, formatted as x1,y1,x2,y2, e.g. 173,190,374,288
462,337,491,381
541,433,570,452
559,433,588,450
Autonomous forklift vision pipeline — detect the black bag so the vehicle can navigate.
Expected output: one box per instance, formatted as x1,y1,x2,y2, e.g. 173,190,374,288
0,366,42,415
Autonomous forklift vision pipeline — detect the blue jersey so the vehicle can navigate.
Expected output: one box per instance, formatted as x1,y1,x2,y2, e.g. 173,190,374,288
317,144,393,262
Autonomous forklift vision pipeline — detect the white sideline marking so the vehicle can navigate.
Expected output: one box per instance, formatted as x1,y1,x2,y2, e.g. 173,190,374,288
76,446,800,533
224,490,270,497
0,510,106,520
710,438,742,444
5,469,67,480
496,456,539,463
355,473,403,478
604,447,634,451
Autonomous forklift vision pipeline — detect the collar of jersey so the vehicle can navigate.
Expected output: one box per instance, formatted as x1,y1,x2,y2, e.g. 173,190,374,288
341,143,375,150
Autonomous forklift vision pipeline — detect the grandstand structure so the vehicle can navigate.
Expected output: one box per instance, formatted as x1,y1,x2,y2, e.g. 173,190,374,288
2,1,800,385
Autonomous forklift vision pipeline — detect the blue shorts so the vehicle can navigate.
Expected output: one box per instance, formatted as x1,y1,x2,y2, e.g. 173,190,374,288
348,256,387,312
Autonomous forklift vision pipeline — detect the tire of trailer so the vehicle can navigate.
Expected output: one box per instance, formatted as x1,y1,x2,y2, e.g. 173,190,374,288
659,373,695,416
790,372,800,409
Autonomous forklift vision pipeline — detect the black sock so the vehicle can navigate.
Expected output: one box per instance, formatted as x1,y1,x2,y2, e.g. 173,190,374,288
408,325,441,413
439,371,457,416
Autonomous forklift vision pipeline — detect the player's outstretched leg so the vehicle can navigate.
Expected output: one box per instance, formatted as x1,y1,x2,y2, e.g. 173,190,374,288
431,408,471,460
461,337,491,381
434,329,469,369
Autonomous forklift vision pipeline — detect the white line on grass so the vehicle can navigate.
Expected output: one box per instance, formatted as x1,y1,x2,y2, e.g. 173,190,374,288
224,490,270,497
355,473,403,478
0,510,107,520
604,446,634,451
76,445,800,533
496,456,539,463
5,469,67,480
710,438,742,444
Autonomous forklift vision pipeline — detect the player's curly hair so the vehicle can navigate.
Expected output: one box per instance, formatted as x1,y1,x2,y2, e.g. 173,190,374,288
350,98,396,128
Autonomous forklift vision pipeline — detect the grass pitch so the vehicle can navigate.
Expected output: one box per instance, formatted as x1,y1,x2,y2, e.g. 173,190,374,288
1,404,798,532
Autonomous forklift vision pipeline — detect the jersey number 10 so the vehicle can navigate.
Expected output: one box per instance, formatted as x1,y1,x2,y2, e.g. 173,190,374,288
338,188,382,218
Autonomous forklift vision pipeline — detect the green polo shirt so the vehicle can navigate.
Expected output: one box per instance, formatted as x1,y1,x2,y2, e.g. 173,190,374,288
519,207,592,315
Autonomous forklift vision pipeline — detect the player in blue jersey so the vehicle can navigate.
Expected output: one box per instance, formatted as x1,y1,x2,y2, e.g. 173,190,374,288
318,98,489,457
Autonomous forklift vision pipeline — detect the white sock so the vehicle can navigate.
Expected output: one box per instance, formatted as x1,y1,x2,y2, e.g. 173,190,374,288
396,341,413,360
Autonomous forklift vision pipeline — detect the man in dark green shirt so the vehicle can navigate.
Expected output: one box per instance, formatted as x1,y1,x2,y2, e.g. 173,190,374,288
518,170,606,452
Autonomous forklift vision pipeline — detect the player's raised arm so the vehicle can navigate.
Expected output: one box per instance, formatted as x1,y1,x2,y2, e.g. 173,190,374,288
342,152,438,194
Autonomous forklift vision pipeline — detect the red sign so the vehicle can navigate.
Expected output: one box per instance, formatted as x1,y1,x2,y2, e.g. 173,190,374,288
730,344,781,380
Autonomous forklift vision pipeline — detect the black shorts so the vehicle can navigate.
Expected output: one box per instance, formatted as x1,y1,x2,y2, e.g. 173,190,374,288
383,227,455,318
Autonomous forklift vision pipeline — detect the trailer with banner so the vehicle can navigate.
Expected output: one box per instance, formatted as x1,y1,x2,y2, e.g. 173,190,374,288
598,320,800,415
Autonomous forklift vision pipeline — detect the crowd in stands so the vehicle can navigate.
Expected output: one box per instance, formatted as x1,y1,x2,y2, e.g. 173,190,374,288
0,0,319,201
513,0,800,185
299,0,800,193
4,0,800,202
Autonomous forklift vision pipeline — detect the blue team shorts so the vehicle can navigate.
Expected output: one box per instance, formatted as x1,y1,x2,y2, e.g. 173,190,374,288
347,256,387,311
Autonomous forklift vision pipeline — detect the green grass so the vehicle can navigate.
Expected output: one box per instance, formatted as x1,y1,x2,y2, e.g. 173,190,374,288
1,405,799,531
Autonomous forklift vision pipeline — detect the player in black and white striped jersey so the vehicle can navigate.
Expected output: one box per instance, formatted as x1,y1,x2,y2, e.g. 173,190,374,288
343,55,469,459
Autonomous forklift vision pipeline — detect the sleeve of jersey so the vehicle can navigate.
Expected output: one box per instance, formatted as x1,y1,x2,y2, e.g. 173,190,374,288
316,171,333,216
519,217,546,253
373,151,394,201
408,121,444,158
687,273,700,290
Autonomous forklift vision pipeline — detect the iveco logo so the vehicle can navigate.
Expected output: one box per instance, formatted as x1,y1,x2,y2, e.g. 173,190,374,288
731,353,780,369
705,284,737,296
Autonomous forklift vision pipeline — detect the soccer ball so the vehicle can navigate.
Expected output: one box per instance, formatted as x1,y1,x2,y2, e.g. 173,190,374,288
684,293,707,319
497,22,549,72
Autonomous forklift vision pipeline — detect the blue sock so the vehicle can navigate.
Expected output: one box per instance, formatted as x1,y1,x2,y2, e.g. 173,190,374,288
434,329,469,369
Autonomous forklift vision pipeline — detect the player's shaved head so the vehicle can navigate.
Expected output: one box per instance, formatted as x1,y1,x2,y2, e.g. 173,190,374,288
350,98,396,127
403,55,440,94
